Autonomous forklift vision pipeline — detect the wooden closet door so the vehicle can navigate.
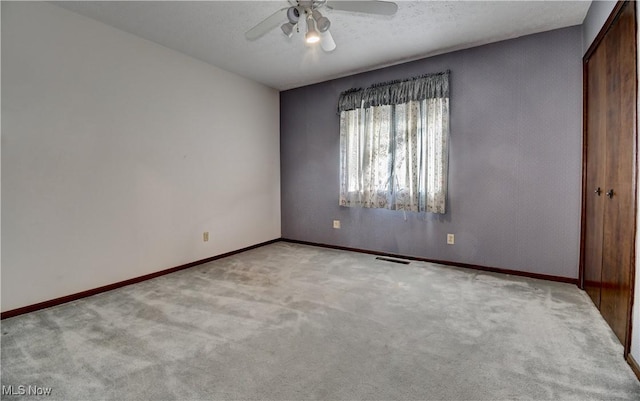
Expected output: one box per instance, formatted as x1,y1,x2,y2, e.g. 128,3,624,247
599,0,636,349
582,0,637,352
583,44,607,308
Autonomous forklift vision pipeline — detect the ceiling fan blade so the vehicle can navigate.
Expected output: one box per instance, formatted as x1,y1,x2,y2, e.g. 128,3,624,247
320,30,336,52
326,1,398,16
245,7,288,41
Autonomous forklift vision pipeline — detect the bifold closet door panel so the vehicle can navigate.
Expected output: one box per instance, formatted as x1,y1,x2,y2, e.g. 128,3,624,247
583,36,608,309
600,0,636,347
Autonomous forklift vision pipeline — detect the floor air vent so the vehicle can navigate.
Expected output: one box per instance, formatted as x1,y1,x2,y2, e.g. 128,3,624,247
375,257,410,265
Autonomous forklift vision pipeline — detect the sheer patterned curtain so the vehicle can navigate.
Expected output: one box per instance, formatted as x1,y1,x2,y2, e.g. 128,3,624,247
339,71,449,214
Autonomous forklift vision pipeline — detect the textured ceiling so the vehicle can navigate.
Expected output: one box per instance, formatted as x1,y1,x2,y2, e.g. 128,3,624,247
54,1,591,90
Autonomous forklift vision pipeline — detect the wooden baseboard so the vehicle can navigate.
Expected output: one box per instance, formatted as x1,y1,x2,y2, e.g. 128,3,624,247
1,237,579,319
1,239,280,320
627,354,640,381
282,238,578,285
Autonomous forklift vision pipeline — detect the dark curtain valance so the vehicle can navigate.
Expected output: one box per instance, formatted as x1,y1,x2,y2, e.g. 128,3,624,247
338,70,450,112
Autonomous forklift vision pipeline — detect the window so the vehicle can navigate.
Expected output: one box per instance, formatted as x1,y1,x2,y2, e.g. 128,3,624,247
338,71,450,214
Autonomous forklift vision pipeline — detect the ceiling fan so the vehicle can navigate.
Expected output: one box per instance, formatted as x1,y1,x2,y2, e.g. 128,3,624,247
245,0,398,52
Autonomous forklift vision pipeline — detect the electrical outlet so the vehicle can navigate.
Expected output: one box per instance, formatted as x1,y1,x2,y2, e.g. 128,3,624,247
447,234,455,245
203,232,209,242
333,220,341,229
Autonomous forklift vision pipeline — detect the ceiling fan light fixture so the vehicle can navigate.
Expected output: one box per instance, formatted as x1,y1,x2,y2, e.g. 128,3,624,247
286,7,300,24
281,22,295,38
305,30,320,44
246,0,400,51
305,15,320,44
316,17,331,33
320,30,336,52
311,9,331,32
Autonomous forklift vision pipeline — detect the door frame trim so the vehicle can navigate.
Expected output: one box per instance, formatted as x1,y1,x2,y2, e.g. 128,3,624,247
579,0,638,357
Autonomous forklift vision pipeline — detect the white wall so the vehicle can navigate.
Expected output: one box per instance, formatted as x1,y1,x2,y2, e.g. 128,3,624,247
1,2,281,312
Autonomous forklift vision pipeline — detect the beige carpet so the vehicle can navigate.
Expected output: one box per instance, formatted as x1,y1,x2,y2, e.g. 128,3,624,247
2,242,639,400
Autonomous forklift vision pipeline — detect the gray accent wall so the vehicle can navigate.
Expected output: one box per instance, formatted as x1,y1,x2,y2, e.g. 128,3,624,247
280,26,583,279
